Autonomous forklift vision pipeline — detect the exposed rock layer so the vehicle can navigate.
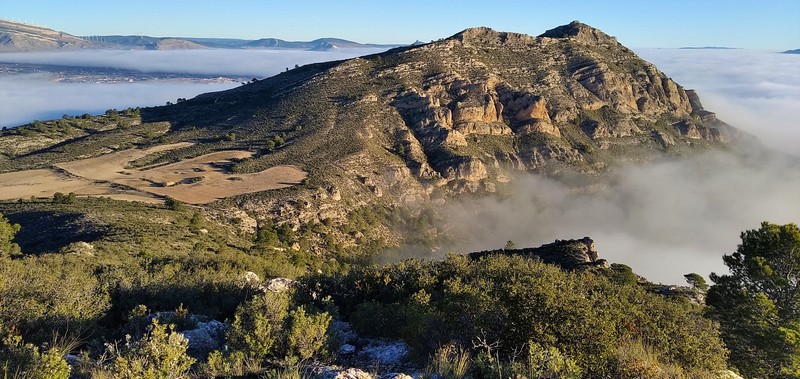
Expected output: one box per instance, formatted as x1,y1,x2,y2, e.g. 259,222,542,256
469,237,608,269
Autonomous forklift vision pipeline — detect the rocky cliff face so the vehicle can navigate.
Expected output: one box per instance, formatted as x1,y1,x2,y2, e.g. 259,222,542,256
139,21,746,250
469,237,607,269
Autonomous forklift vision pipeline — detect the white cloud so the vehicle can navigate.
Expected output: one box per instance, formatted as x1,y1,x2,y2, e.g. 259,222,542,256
0,48,388,128
0,48,388,77
0,74,238,127
442,151,800,284
635,48,800,156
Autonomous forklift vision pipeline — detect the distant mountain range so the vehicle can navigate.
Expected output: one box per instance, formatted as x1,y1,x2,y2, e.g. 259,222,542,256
0,19,402,52
678,46,739,50
784,49,800,54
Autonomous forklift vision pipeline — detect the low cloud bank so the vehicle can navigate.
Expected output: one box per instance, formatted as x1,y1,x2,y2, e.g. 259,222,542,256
442,150,800,284
0,74,238,127
0,48,388,77
0,48,388,128
636,48,800,156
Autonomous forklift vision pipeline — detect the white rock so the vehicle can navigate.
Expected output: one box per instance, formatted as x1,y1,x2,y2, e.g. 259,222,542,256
380,374,415,379
316,367,373,379
266,277,296,292
181,320,227,357
359,340,409,365
340,344,357,354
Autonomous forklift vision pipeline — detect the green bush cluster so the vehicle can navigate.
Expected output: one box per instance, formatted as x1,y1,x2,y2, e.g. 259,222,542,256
107,319,195,379
0,332,71,379
2,199,793,378
203,292,333,378
0,212,20,257
302,254,728,377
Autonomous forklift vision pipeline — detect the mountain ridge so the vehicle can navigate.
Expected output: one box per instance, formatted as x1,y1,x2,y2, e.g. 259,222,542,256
0,19,402,51
0,21,756,256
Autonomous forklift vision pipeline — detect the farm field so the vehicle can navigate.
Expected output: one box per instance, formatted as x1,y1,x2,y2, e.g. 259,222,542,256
0,142,306,204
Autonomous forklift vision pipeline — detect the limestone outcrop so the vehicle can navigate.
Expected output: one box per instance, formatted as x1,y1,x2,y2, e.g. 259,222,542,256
469,237,608,269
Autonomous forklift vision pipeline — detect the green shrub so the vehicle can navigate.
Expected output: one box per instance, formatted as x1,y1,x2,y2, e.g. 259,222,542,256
226,292,290,361
30,347,71,379
303,254,728,376
0,212,20,257
287,306,331,360
165,197,186,211
0,333,70,379
518,342,581,379
110,319,195,379
202,349,247,378
0,255,110,343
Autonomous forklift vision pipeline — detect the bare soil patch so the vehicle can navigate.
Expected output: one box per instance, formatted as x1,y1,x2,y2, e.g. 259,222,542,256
0,143,306,204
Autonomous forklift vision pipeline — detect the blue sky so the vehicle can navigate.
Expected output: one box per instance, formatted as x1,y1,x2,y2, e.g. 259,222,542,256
3,0,799,49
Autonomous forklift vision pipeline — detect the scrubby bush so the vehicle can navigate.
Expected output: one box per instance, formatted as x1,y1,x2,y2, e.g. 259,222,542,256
202,349,248,378
226,292,290,361
108,319,195,379
0,332,70,379
0,211,21,257
0,255,110,343
286,306,332,360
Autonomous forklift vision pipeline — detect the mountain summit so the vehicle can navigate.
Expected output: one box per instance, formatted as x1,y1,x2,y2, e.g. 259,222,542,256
0,22,749,252
130,22,745,239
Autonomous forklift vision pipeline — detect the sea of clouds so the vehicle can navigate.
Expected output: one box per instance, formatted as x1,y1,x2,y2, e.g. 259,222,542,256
0,47,797,284
0,48,386,128
636,48,800,156
442,149,800,284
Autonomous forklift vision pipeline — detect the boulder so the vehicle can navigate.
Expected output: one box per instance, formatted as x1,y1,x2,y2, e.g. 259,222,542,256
181,320,227,358
511,96,551,123
446,159,487,182
451,94,503,124
469,237,605,269
315,367,374,379
380,374,415,379
266,277,296,293
674,120,703,139
242,271,261,287
359,340,410,366
517,119,561,137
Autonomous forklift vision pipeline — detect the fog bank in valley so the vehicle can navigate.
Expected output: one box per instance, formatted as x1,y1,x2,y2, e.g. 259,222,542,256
0,48,389,77
443,150,800,284
636,48,800,156
0,74,237,128
0,48,387,128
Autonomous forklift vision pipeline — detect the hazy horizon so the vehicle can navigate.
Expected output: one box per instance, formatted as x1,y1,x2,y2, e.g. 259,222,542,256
4,1,799,50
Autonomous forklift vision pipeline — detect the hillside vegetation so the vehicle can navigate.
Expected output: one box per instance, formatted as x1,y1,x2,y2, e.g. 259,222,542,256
3,208,798,377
